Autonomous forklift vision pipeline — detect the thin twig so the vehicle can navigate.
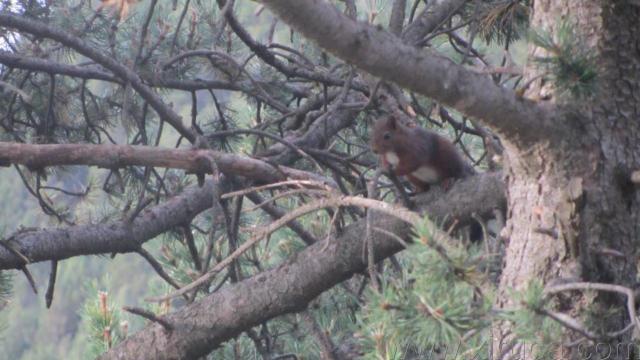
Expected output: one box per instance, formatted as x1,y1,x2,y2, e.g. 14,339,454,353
45,260,58,308
207,129,323,171
320,206,340,252
183,225,202,272
169,0,191,55
301,311,338,360
385,171,413,208
535,307,598,341
136,247,184,292
134,0,159,65
20,265,37,294
365,167,383,291
122,306,173,331
545,282,640,337
127,197,153,223
221,180,330,200
0,79,32,103
245,189,326,213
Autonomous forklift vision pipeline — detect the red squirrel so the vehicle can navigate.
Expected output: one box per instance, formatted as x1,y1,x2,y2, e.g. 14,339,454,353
370,115,475,192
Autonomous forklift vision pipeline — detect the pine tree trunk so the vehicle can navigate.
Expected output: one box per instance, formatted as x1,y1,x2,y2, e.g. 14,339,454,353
494,1,640,358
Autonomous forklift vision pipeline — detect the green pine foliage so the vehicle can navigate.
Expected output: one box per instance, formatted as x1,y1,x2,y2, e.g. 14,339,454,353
464,0,531,45
357,218,492,359
498,281,562,359
79,282,127,358
530,19,598,99
355,221,567,360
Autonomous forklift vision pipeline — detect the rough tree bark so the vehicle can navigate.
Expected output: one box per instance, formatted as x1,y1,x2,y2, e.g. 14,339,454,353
494,1,640,358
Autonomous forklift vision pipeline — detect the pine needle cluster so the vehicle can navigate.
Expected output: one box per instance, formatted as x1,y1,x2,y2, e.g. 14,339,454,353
357,219,493,359
530,20,598,99
80,284,126,358
464,0,531,45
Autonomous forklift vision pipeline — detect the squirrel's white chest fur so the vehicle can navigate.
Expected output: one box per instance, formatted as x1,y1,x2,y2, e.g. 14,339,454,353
385,151,400,166
385,151,440,183
411,166,441,184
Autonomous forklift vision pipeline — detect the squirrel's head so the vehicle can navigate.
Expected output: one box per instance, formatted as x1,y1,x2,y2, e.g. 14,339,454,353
371,115,404,154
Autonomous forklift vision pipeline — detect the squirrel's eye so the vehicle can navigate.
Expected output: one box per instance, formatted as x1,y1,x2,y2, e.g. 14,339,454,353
383,132,391,140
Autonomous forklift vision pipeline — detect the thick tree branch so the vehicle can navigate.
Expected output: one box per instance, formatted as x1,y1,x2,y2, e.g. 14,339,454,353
0,181,217,269
0,179,332,270
99,172,505,360
258,0,557,148
0,142,332,186
0,13,196,142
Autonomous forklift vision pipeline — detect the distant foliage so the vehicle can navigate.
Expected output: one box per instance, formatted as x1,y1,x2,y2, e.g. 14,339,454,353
0,270,12,312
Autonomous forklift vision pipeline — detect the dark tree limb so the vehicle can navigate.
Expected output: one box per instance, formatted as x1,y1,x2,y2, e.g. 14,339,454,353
0,167,335,270
122,306,173,332
0,51,117,81
388,0,407,36
0,142,333,187
45,260,58,308
136,247,183,292
0,181,218,269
